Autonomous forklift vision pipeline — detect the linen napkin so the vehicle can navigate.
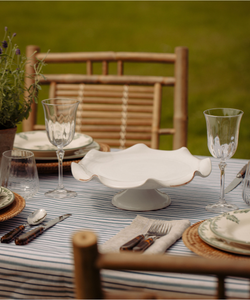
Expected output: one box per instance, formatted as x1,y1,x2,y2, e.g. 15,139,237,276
100,215,191,254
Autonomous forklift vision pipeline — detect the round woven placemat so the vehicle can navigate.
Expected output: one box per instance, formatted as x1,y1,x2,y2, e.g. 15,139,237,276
0,192,25,222
36,142,110,174
182,220,250,261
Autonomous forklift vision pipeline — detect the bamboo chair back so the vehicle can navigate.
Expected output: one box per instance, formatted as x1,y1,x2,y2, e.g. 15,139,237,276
23,47,188,149
72,230,250,299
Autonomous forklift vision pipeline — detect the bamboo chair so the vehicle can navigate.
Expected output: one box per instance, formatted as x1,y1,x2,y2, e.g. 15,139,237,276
72,230,250,299
23,46,188,149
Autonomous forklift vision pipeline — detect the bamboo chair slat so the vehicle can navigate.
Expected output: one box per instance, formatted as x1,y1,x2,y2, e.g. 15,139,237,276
76,111,152,119
86,60,92,75
33,124,46,130
39,74,175,86
60,97,154,106
73,131,151,141
98,252,250,277
57,84,155,93
56,83,154,91
75,131,152,140
159,128,176,134
56,91,154,100
36,51,176,63
75,125,152,133
77,104,153,113
117,60,123,75
102,61,108,75
76,119,152,126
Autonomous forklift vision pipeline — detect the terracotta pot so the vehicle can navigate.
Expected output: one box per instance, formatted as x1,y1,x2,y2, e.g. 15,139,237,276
0,127,17,162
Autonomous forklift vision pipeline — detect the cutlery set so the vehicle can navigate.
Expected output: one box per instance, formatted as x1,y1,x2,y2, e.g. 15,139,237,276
0,208,47,243
120,221,172,253
1,211,71,245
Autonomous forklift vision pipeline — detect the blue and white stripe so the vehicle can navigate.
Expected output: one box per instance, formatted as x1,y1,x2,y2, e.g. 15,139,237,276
0,154,249,299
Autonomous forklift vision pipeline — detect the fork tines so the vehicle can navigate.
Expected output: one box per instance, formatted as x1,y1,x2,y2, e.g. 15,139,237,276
148,221,171,237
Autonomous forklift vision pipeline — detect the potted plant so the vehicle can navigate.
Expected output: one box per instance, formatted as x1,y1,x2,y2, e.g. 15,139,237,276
0,26,46,158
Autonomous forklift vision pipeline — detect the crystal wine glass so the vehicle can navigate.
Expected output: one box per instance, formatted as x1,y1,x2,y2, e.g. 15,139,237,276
204,108,243,213
0,150,39,200
42,98,79,199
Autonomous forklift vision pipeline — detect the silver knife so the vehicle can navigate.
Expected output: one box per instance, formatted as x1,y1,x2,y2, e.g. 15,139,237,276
15,213,71,245
225,164,247,194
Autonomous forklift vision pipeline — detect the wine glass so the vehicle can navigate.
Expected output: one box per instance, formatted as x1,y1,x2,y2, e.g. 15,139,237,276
0,150,39,200
204,108,243,213
42,98,79,199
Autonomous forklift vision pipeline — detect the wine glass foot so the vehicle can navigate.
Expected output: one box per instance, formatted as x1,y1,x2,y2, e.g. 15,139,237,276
45,189,77,199
205,202,238,213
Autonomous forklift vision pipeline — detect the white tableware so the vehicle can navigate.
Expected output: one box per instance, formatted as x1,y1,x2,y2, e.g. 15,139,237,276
198,219,250,256
209,208,250,247
34,141,100,161
71,144,212,211
14,131,93,158
42,98,79,199
0,150,39,200
0,187,15,210
204,108,243,213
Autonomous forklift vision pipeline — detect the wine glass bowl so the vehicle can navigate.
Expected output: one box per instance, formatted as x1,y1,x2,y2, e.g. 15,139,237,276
42,98,79,199
0,149,39,200
204,108,243,213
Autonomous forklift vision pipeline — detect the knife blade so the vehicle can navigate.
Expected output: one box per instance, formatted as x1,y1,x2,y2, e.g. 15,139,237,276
225,164,247,194
15,213,71,245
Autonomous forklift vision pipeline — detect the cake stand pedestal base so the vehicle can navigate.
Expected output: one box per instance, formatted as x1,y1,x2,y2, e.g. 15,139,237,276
112,189,171,211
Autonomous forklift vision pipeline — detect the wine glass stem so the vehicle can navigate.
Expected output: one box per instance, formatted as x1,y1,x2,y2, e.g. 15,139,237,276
219,161,227,204
56,149,65,190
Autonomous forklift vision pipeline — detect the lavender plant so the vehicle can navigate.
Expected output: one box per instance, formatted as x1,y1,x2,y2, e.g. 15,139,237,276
0,26,47,129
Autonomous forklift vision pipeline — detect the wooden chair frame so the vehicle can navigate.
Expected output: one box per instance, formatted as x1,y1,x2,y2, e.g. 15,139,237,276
72,230,250,299
23,46,188,149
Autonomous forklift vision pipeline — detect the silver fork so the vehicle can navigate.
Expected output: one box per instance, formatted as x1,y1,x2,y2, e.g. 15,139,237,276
120,221,171,252
132,221,172,252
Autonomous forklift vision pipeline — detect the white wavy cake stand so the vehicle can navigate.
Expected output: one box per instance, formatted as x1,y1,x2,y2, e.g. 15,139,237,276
71,144,212,211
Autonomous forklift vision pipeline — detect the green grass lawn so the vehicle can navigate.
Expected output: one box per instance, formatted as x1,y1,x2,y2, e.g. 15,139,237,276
1,1,250,158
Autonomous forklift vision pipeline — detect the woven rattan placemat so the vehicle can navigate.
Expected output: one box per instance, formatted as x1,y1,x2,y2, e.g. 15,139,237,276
182,220,250,261
0,192,25,222
36,142,110,174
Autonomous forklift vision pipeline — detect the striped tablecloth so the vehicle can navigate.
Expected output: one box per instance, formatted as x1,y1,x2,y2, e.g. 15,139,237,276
0,154,249,299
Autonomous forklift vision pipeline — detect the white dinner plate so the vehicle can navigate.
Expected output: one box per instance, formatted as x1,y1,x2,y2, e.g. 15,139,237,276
198,219,250,256
0,187,15,211
35,141,100,161
210,209,250,247
14,131,93,158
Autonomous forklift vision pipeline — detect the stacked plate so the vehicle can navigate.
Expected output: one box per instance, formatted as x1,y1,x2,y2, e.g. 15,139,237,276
198,208,250,255
14,131,100,161
0,187,26,223
0,187,15,211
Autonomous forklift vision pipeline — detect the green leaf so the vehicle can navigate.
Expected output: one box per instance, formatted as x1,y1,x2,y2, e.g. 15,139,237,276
225,214,240,224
